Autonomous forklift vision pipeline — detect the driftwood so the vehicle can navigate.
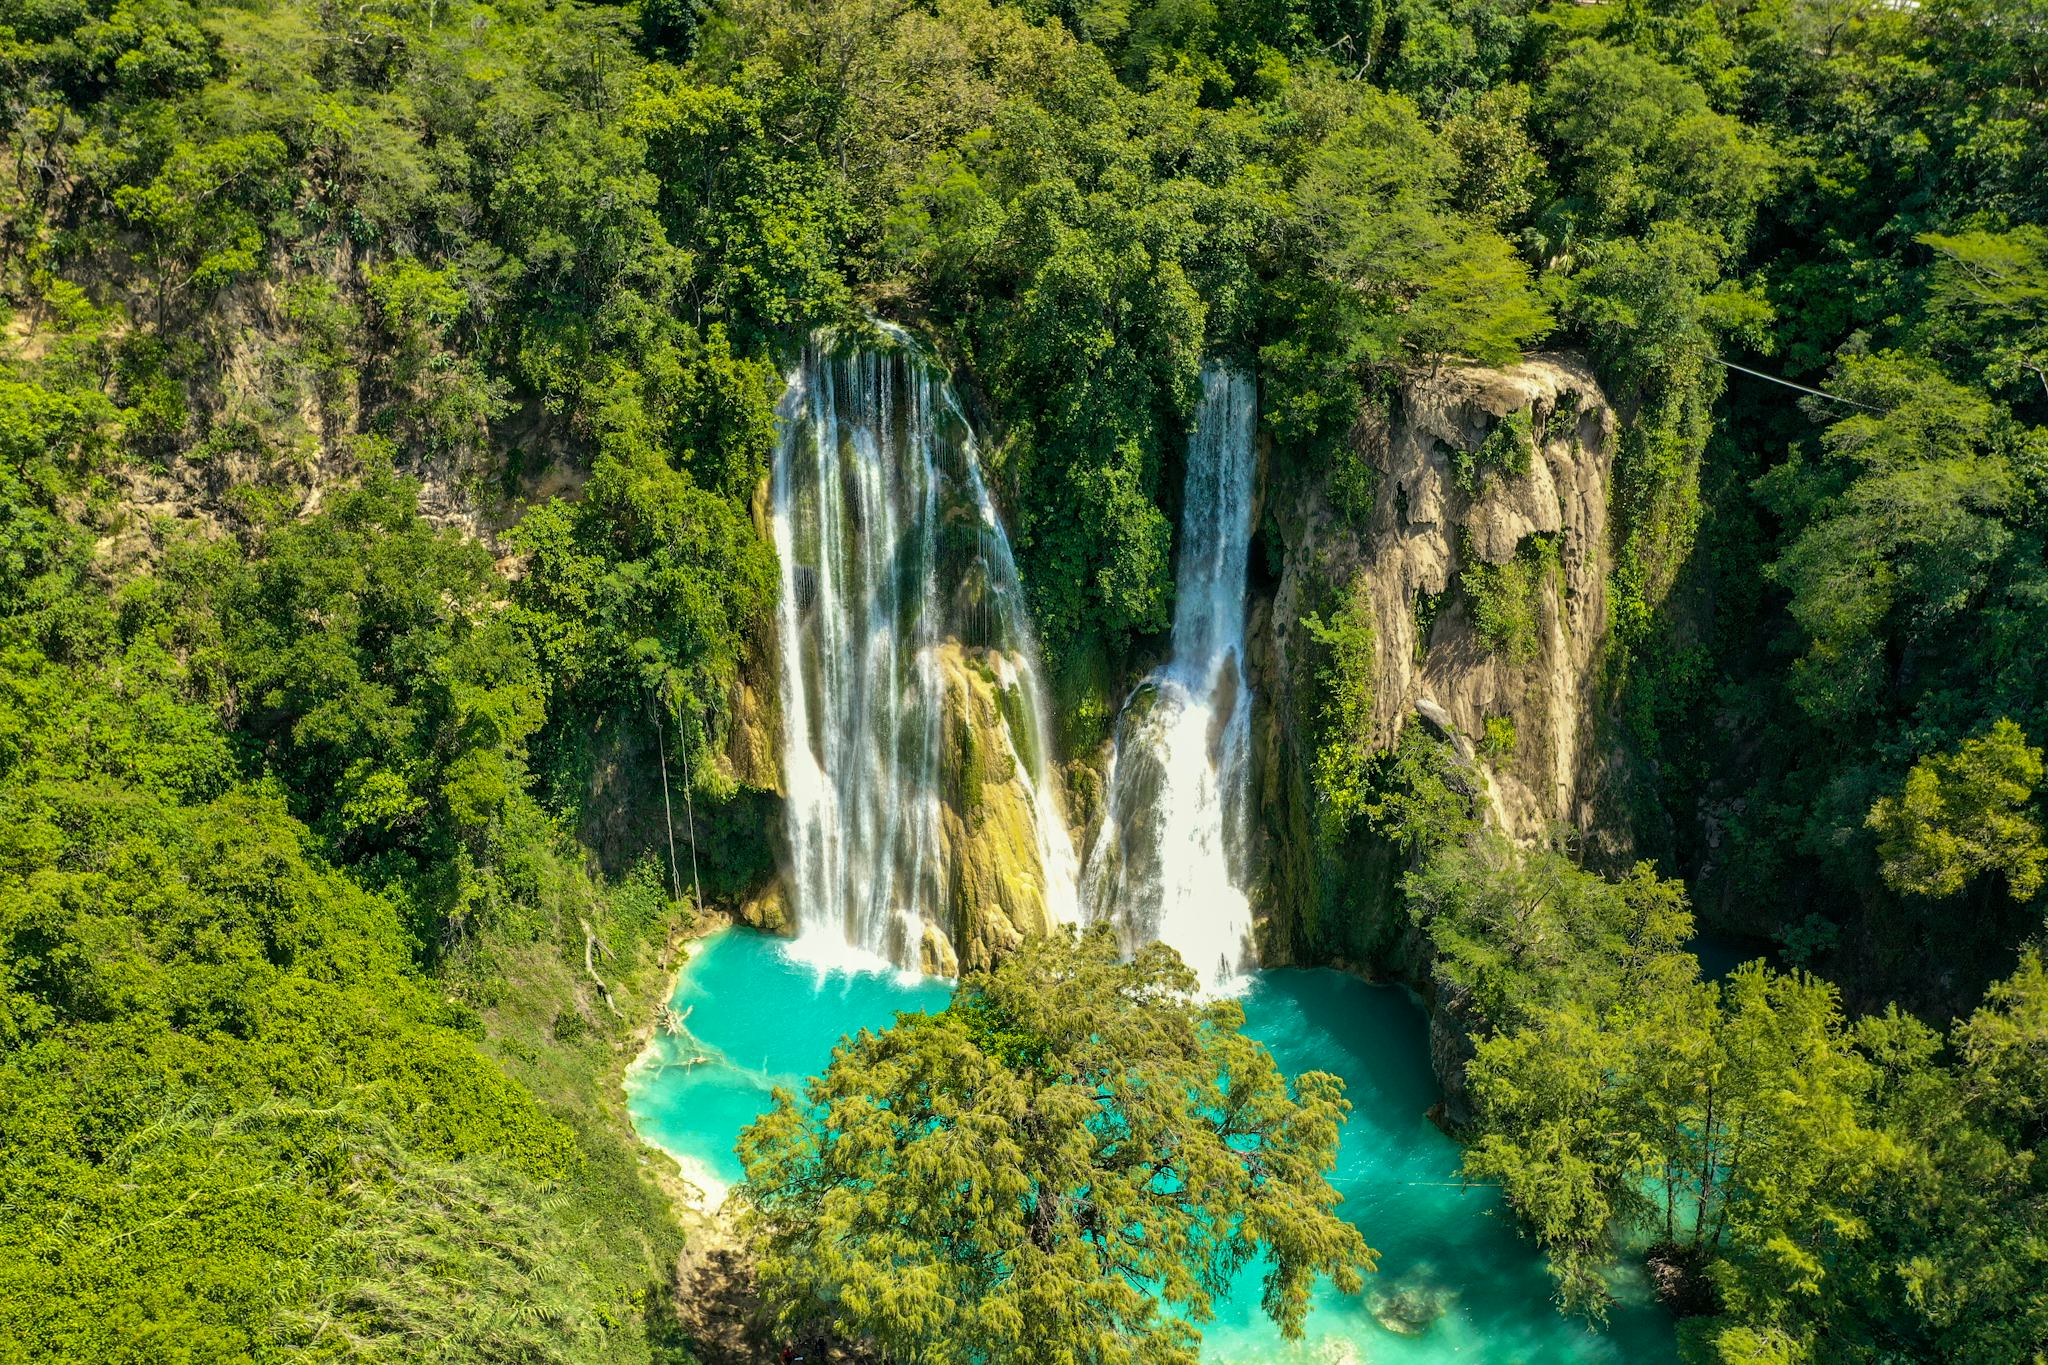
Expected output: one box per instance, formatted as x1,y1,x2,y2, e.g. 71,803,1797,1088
579,918,623,1018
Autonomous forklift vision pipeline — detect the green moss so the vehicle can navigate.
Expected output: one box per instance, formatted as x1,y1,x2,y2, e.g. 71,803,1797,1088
958,695,988,819
994,674,1041,784
1480,715,1518,761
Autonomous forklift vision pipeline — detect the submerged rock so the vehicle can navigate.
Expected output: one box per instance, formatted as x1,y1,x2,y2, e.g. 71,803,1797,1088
1368,1284,1448,1336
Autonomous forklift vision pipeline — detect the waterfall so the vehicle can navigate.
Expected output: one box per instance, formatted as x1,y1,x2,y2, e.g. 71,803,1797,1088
770,326,1080,973
1083,365,1258,992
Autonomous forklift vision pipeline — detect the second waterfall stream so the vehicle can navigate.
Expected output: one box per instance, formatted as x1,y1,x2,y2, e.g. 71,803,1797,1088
1083,365,1260,992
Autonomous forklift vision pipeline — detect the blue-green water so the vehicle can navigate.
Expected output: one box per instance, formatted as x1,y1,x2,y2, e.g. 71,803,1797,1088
626,930,1676,1363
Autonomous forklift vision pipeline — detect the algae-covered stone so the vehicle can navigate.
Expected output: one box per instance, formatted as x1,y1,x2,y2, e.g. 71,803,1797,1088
1369,1284,1448,1336
934,643,1058,971
737,880,792,935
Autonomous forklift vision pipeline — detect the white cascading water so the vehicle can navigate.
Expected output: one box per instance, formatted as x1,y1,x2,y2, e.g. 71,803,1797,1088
771,326,1079,973
1083,365,1259,993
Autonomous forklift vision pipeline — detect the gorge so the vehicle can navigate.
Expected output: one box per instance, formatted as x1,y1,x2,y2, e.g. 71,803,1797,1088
11,0,2046,1358
629,335,1674,1360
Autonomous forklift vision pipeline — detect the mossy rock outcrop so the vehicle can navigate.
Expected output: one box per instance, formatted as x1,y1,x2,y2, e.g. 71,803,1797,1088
933,643,1062,972
1248,355,1633,1106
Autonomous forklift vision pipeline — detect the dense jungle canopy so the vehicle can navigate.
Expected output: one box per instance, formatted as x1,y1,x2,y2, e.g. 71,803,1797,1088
1,0,2045,1360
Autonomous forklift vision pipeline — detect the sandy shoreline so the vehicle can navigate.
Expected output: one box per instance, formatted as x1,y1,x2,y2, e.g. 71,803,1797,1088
618,912,770,1363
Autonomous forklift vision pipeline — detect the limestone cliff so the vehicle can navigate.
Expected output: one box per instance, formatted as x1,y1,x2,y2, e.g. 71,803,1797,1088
1248,354,1624,1123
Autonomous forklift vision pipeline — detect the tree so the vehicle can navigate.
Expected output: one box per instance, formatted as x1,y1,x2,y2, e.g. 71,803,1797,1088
1468,957,1896,1334
736,928,1371,1364
1406,834,1688,1029
1868,719,2048,902
1531,40,1776,252
1919,227,2048,410
1465,1001,1651,1317
1291,87,1550,367
110,133,287,326
1956,948,2048,1136
1762,355,2021,726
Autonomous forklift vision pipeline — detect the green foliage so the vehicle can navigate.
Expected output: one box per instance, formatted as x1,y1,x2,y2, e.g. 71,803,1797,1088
1956,948,2048,1135
1407,834,1691,1033
1302,571,1377,844
1415,822,2048,1355
1760,354,2025,726
511,444,775,785
1451,407,1532,496
1469,958,1897,1329
1291,85,1552,368
1352,721,1474,856
1411,824,2027,1355
1410,584,1443,661
1593,0,2048,1025
0,141,692,1360
737,928,1372,1362
111,132,289,323
1919,226,2048,407
197,474,547,949
5,0,2048,1360
1478,714,1515,762
1868,719,2047,902
1461,532,1557,662
0,614,646,1359
1531,40,1776,252
1565,223,1756,645
1441,81,1539,231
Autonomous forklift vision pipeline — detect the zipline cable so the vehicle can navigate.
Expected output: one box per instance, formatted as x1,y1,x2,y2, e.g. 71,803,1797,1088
1711,355,1885,411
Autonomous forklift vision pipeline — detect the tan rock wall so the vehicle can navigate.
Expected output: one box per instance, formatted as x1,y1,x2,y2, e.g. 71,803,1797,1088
1252,354,1629,964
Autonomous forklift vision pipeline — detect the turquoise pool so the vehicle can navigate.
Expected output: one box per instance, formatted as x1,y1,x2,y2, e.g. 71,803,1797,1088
625,929,1676,1363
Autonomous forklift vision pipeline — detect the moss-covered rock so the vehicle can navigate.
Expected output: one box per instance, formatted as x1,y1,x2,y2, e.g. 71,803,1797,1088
736,878,792,935
934,643,1061,972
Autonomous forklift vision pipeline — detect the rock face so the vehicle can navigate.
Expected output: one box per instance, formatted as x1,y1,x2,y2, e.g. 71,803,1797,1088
933,643,1067,974
1247,355,1625,1119
725,477,786,799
